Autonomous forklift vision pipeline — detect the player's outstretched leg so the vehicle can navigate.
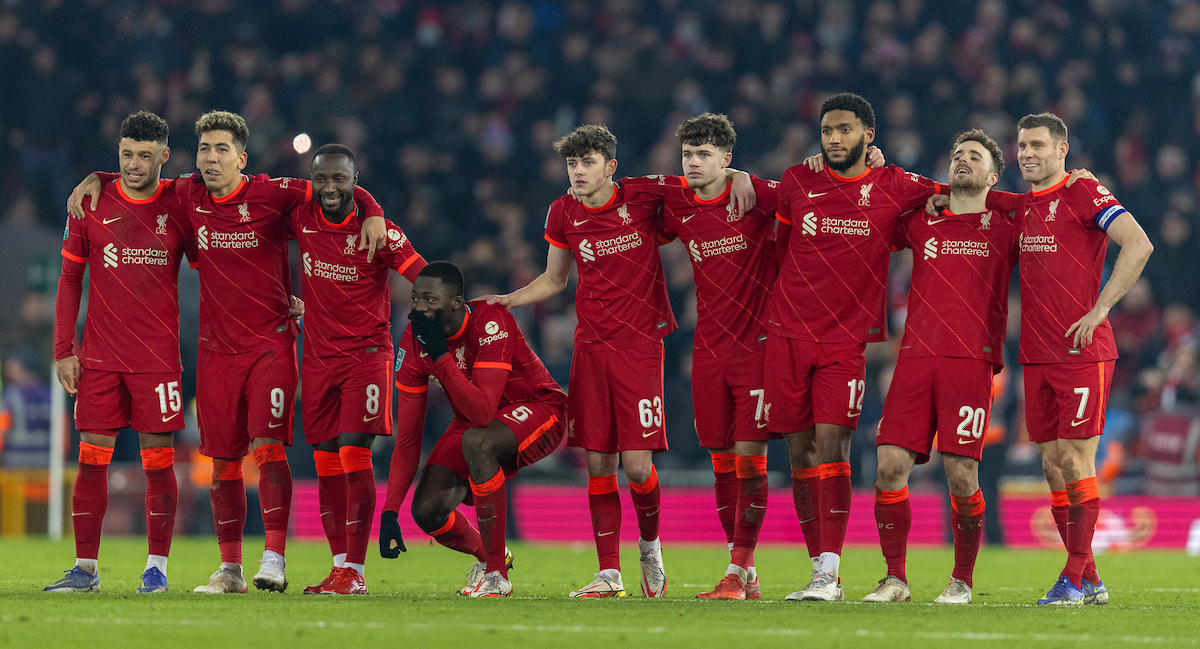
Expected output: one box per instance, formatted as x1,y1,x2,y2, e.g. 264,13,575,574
195,458,248,594
252,444,291,593
45,440,112,593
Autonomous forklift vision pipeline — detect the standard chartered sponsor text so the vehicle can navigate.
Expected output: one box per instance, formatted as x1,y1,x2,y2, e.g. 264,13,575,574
121,247,171,265
208,230,260,249
313,259,359,282
699,234,748,257
940,240,989,257
1021,234,1057,253
821,217,870,236
594,232,642,257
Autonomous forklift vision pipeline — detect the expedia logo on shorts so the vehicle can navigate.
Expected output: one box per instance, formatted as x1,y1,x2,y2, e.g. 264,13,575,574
197,225,258,250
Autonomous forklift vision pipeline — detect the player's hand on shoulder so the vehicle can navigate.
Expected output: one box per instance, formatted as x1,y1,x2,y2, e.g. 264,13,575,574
481,294,512,307
925,193,950,216
866,145,886,168
379,510,406,558
67,174,102,219
55,356,81,395
803,154,824,172
1065,168,1097,187
728,169,756,217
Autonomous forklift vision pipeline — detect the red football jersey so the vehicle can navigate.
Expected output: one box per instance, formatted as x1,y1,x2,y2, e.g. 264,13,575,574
543,176,680,350
56,179,191,373
394,301,566,415
769,165,942,343
1018,177,1123,364
661,176,780,357
893,208,1019,366
291,200,426,362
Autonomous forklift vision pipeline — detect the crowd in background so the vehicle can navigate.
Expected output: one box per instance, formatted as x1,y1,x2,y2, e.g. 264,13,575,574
2,0,1200,495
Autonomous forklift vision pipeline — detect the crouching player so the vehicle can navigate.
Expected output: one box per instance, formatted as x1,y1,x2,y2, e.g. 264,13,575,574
380,262,567,597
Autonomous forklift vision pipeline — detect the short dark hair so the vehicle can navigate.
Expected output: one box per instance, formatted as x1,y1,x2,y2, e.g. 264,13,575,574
675,113,737,152
119,111,169,144
953,129,1005,177
418,261,464,298
194,110,249,151
553,124,617,161
1017,113,1068,142
818,92,876,129
313,143,355,164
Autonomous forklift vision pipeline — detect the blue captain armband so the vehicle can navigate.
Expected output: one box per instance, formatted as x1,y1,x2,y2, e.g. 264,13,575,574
1095,205,1128,231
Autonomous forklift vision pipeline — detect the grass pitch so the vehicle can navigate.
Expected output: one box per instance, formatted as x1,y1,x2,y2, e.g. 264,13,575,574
1,537,1197,648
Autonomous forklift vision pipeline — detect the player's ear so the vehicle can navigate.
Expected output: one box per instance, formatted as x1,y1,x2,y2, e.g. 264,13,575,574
160,146,170,165
605,158,618,178
237,150,248,170
864,127,876,145
721,151,732,168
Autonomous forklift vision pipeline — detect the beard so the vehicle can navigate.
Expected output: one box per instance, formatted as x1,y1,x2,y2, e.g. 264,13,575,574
949,171,988,195
824,135,866,172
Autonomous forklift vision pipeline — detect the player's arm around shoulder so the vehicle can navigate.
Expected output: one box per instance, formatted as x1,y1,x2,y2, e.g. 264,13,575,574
487,201,573,307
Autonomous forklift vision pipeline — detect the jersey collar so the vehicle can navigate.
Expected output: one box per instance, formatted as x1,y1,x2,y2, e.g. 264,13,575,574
447,304,472,341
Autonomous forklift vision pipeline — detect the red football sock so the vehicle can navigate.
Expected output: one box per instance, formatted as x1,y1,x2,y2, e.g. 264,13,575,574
731,456,768,570
470,468,509,577
1064,478,1101,588
711,453,737,546
141,447,177,558
629,466,661,542
874,485,911,584
791,466,822,562
1052,489,1098,580
340,446,376,567
430,509,485,562
254,445,292,557
73,441,114,560
950,489,985,588
588,475,621,571
819,462,852,557
211,459,246,565
314,451,348,559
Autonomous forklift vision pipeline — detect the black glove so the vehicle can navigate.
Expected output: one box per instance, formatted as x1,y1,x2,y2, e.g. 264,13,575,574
379,510,406,558
409,309,449,361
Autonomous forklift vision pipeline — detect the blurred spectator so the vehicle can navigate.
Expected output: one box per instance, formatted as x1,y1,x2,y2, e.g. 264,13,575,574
0,350,52,468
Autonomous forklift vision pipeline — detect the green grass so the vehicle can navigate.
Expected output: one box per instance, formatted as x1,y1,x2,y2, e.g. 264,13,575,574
0,537,1198,648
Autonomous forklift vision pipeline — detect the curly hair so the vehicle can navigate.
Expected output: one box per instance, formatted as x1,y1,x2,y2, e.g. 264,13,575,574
119,111,169,144
675,113,737,151
194,110,249,151
553,124,617,161
818,92,876,129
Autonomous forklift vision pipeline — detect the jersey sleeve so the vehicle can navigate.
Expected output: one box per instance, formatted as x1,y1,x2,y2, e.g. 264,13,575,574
384,386,426,513
751,176,782,220
984,190,1025,215
893,166,942,210
1075,180,1128,231
353,185,384,219
621,175,685,203
543,200,569,249
378,221,427,282
776,168,796,225
258,174,313,212
892,212,914,251
55,216,87,361
394,328,430,394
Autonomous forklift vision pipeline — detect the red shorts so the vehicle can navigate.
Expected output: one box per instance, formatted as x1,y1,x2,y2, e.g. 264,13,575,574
691,345,777,448
877,356,995,463
765,335,866,432
566,341,667,454
426,399,567,480
197,342,297,459
302,351,394,445
74,368,184,434
1024,361,1114,443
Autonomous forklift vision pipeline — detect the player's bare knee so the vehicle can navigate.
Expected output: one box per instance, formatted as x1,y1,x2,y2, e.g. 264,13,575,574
410,498,450,533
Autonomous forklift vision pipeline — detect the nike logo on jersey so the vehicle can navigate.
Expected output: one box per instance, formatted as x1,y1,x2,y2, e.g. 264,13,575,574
926,217,947,225
807,191,827,198
102,216,122,224
262,507,282,514
847,411,861,418
161,413,179,422
957,437,975,445
1070,418,1092,428
268,422,284,428
301,226,319,233
597,531,615,537
756,421,768,429
363,415,380,423
573,219,589,226
195,207,212,213
642,430,658,438
681,214,695,223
